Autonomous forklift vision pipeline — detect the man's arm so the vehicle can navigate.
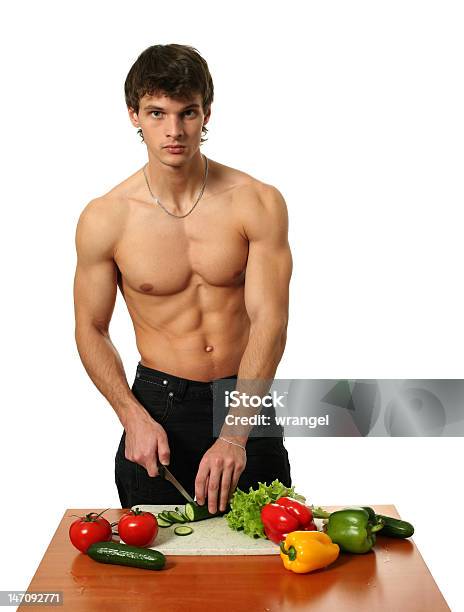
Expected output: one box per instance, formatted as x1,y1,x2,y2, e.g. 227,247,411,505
195,183,292,512
218,183,292,443
74,198,132,421
238,182,292,380
221,185,293,445
74,197,170,475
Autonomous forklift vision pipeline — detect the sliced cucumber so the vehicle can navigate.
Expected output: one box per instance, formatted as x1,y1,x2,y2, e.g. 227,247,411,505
156,517,172,528
184,502,224,522
174,525,194,536
165,511,186,524
157,512,173,524
173,506,191,522
176,506,194,518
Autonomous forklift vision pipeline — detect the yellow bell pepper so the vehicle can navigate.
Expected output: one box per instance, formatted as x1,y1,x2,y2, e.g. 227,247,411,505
279,530,340,574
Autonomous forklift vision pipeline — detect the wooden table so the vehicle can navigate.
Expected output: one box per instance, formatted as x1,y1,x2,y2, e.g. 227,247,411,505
20,505,450,611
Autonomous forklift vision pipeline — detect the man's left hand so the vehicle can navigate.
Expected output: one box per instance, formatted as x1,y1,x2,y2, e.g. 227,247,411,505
194,438,247,513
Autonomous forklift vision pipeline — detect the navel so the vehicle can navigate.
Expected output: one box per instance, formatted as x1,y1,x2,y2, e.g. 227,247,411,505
205,345,214,352
140,283,154,292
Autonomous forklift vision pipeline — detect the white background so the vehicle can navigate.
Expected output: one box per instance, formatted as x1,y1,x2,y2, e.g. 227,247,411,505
1,1,463,610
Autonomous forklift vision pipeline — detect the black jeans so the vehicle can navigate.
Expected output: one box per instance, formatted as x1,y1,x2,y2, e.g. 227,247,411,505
115,362,292,508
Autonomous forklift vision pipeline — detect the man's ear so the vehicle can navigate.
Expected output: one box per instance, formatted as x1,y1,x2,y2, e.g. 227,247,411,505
203,106,212,126
127,107,140,128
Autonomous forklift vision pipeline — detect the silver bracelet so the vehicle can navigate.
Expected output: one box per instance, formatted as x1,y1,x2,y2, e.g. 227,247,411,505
219,436,246,451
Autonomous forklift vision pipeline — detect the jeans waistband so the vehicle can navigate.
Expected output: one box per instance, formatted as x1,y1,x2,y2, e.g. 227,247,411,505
135,362,238,401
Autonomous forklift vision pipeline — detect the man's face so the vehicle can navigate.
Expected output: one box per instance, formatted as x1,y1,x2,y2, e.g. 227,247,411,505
128,92,210,165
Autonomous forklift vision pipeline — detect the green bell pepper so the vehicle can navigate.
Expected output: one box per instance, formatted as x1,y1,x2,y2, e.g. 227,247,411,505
313,506,383,554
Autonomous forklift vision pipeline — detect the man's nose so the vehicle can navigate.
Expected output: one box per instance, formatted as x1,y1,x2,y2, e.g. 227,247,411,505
166,117,184,139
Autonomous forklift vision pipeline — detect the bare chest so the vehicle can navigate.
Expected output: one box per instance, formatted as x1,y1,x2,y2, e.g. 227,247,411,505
114,197,249,296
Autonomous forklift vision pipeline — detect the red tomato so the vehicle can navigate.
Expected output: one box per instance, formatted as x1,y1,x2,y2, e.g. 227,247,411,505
69,510,112,553
118,508,158,547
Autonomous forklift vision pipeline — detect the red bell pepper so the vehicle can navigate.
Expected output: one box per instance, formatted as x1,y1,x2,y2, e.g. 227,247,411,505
261,497,317,544
275,497,316,529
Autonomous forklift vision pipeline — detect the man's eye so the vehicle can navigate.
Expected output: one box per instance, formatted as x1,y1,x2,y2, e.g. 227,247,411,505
150,110,196,118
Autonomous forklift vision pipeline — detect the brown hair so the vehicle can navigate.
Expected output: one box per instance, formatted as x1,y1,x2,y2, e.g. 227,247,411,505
124,43,214,144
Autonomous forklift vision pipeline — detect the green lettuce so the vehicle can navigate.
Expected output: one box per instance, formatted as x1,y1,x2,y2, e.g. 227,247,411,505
225,479,306,539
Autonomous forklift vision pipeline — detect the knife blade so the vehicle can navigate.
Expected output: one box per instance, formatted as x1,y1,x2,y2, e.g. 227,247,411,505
157,460,195,503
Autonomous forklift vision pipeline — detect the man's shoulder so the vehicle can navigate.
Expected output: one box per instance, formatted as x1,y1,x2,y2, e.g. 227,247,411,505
77,171,135,227
76,196,126,242
218,165,288,242
75,187,129,258
214,160,284,206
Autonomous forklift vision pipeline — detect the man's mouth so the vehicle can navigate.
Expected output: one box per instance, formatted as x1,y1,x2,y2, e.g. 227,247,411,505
165,146,186,154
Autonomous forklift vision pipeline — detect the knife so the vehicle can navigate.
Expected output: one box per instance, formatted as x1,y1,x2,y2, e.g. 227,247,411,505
157,460,195,503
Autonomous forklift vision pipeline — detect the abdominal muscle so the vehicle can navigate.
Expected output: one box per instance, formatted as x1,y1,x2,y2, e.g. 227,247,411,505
123,279,251,382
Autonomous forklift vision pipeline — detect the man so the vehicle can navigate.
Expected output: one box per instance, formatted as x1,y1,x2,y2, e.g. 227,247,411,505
73,44,293,514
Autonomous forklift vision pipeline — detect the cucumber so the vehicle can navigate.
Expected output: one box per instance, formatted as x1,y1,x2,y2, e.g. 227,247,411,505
156,513,173,524
164,511,186,523
362,507,414,539
174,525,194,536
158,511,176,522
377,514,414,538
184,501,225,522
87,542,165,570
173,507,191,522
156,517,172,528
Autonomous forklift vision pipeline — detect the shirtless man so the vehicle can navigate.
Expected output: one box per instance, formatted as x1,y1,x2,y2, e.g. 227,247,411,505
73,44,293,514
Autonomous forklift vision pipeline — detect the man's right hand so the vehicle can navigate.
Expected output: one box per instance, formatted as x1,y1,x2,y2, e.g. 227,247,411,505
123,410,170,477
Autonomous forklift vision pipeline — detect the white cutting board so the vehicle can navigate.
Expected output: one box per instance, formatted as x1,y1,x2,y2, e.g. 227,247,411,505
130,504,323,556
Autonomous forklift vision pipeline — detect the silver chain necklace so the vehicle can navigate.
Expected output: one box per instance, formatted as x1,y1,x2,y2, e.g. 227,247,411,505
142,154,208,219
